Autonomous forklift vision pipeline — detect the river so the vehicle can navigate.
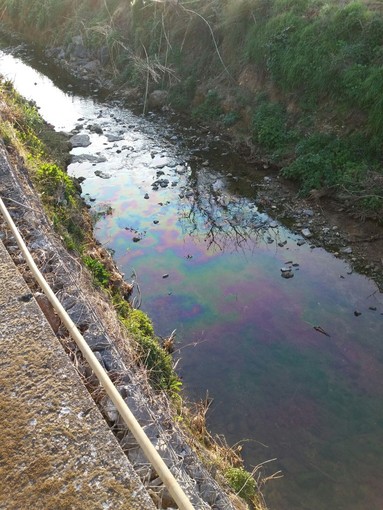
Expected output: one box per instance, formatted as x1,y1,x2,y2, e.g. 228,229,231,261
1,43,383,510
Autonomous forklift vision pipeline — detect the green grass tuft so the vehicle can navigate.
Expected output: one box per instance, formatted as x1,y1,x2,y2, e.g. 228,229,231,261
225,466,256,502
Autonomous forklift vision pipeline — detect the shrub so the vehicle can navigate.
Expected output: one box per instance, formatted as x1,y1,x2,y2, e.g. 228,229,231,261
282,132,373,194
251,98,297,159
225,466,256,502
223,111,241,127
36,163,76,205
82,256,111,287
168,76,197,110
192,90,223,121
121,309,181,393
244,0,383,139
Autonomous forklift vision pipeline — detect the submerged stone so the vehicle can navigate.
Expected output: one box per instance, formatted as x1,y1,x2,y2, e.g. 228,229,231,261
281,267,294,279
94,170,110,179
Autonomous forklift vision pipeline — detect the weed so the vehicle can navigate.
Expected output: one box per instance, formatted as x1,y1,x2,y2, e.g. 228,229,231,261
225,466,256,502
223,111,240,127
192,90,223,121
36,163,76,205
82,255,111,287
282,132,376,194
124,308,154,338
168,75,196,110
251,97,297,159
121,309,181,394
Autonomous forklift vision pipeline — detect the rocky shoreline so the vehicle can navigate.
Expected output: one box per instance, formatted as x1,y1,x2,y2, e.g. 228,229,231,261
255,172,383,291
41,33,383,290
4,32,383,288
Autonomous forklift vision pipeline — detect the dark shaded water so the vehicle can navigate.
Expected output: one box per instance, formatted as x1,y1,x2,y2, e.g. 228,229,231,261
1,45,383,510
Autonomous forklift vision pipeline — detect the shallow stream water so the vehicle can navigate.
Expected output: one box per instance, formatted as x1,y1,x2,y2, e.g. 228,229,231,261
1,44,383,510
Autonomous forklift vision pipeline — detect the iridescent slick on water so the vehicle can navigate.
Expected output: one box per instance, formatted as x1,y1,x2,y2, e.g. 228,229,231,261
1,48,382,510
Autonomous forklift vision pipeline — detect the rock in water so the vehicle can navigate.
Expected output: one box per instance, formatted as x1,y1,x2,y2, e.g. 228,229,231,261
70,134,91,147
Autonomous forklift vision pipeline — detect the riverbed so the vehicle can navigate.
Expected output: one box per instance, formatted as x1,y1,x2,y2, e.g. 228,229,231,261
1,44,383,510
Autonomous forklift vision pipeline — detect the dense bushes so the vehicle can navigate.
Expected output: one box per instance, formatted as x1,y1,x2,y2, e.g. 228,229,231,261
245,1,383,137
251,98,296,156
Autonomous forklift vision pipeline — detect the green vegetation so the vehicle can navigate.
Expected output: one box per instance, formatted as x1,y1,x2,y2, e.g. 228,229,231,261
251,96,297,158
168,76,197,110
82,255,111,287
120,309,181,394
36,163,76,204
192,90,223,121
245,1,383,134
0,79,86,250
225,466,257,502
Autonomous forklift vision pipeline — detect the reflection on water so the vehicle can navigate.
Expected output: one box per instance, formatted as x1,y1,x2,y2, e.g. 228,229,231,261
1,47,383,510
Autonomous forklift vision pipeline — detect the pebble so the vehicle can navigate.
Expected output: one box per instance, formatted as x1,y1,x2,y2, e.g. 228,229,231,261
144,193,149,199
162,274,169,279
301,228,313,238
94,170,110,179
19,293,33,302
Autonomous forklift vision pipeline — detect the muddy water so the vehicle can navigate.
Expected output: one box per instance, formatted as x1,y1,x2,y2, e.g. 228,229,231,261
1,45,383,510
